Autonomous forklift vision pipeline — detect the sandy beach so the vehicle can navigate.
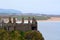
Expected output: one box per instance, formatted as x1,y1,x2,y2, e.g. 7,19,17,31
37,17,60,22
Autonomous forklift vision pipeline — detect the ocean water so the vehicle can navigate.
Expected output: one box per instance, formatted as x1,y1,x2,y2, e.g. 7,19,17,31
38,22,60,40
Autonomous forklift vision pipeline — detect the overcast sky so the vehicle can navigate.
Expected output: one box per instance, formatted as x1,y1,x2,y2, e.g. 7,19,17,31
0,0,60,15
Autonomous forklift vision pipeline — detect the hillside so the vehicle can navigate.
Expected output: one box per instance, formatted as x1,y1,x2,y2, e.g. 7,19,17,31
0,9,22,16
0,29,44,40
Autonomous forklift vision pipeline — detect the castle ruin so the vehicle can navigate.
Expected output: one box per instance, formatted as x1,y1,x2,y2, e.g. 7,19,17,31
0,17,37,31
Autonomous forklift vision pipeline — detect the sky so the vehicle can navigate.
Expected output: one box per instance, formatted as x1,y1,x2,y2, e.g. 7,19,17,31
0,0,60,15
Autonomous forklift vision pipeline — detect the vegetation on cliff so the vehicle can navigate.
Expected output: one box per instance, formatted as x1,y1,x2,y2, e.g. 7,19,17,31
0,29,44,40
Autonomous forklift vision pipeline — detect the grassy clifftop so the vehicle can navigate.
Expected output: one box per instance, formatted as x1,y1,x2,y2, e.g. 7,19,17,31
0,29,44,40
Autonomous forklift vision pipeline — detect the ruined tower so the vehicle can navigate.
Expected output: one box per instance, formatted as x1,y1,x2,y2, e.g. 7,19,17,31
7,17,12,31
13,17,16,30
31,17,37,30
8,17,12,23
21,17,24,24
13,17,16,23
28,17,30,24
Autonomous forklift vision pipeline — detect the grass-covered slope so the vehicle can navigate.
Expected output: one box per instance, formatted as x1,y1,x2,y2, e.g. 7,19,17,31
0,29,44,40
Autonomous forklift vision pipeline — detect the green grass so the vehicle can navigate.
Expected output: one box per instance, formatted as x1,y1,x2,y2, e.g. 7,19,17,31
0,29,44,40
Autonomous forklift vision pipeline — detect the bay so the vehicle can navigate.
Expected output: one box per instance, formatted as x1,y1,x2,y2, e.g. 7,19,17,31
38,22,60,40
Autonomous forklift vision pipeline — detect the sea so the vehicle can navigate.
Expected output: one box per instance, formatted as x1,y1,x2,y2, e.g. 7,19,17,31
38,22,60,40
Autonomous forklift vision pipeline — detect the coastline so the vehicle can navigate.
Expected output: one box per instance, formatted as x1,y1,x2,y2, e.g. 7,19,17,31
3,17,60,23
37,17,60,22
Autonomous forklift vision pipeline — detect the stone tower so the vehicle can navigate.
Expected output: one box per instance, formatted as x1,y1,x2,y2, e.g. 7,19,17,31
8,17,12,23
21,17,24,24
13,17,16,23
13,17,16,30
28,17,30,24
31,17,37,30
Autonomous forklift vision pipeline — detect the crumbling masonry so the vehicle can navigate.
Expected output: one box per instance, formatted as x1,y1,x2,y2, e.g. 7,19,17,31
0,17,37,31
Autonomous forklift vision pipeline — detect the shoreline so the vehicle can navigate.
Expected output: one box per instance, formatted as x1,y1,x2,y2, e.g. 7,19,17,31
4,17,60,23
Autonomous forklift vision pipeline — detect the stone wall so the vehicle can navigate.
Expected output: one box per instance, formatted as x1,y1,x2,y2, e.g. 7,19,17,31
0,17,37,31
